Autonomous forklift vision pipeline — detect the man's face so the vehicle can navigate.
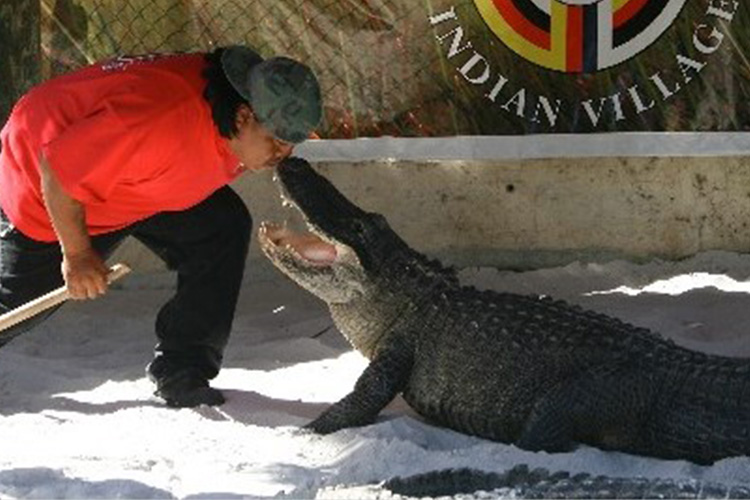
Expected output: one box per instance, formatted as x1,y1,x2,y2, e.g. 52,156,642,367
229,104,294,172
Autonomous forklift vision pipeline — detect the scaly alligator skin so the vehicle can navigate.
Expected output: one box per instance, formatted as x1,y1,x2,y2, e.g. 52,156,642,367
259,157,750,465
383,466,750,499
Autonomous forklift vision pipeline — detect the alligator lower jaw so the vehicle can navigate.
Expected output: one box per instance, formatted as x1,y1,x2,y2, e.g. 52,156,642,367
258,221,338,267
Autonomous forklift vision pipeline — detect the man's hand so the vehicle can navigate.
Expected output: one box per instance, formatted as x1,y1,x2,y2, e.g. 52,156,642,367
61,248,109,300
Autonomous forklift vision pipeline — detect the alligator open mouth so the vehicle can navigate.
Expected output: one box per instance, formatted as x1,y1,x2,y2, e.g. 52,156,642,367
258,221,338,267
259,157,365,269
258,163,340,268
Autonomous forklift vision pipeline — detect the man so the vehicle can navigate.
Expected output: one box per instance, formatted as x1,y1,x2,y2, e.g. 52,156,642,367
0,45,322,407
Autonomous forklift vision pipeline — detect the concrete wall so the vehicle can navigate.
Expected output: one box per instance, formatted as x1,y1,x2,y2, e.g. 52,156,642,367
111,156,750,276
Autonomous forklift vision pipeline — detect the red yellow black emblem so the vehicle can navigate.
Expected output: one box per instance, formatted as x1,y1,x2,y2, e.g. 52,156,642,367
473,0,688,73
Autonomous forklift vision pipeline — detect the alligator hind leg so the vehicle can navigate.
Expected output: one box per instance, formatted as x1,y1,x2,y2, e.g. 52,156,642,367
516,364,656,454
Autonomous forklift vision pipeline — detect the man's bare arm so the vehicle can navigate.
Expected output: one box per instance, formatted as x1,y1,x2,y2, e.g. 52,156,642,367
39,155,109,300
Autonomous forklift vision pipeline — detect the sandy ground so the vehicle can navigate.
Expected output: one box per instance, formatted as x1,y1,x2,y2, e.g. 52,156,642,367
2,251,750,498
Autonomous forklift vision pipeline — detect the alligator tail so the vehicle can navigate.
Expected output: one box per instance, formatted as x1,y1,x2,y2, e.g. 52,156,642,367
383,465,750,499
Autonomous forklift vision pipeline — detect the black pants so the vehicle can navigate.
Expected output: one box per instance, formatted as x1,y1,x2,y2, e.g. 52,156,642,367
0,186,252,381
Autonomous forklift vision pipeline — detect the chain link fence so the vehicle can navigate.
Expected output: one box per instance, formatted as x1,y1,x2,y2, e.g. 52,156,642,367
40,0,750,137
41,0,463,138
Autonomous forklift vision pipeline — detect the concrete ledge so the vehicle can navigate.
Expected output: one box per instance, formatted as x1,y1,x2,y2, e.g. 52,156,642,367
295,134,750,162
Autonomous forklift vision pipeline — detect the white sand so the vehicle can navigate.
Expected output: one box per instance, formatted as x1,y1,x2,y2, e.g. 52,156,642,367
2,251,750,498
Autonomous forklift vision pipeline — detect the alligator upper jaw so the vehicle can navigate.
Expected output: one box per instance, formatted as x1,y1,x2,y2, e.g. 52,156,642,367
275,157,368,230
258,222,338,267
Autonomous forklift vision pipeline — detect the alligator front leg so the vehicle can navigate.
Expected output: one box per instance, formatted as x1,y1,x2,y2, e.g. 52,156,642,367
306,345,413,434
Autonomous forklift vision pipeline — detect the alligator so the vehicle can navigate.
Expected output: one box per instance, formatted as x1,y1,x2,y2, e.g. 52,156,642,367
380,466,750,499
259,157,750,466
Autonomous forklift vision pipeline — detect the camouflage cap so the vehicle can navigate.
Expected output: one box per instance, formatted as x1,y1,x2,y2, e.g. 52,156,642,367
221,45,322,144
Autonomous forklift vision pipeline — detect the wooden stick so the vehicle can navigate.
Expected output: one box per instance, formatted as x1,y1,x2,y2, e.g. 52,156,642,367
0,263,132,334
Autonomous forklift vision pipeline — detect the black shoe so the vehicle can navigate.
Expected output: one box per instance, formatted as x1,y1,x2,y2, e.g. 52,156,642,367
151,369,225,408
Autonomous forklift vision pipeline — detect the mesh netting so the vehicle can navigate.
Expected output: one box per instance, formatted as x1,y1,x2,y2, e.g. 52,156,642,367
40,0,750,136
42,0,459,137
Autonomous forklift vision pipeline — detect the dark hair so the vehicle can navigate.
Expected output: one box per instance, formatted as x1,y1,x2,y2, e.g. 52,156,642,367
203,48,249,138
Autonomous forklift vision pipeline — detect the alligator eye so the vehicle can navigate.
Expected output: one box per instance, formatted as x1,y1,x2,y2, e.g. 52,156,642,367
352,220,367,234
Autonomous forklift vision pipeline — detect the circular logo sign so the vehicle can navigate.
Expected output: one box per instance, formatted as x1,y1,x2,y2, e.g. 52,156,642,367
473,0,688,73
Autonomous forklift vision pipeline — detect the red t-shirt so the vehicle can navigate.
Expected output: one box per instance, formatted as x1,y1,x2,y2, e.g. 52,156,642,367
0,53,243,242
